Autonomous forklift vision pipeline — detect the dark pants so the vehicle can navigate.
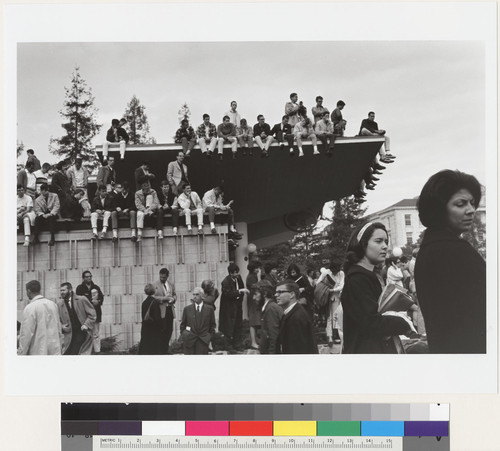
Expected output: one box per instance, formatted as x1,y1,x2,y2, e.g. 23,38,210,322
160,308,174,354
180,137,196,153
318,133,336,150
275,131,295,148
34,214,56,239
206,206,234,226
183,338,209,355
118,210,137,229
160,207,179,227
232,299,243,344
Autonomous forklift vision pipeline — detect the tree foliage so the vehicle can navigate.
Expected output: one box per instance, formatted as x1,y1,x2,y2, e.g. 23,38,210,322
49,66,102,164
257,196,367,274
17,140,24,158
123,95,156,144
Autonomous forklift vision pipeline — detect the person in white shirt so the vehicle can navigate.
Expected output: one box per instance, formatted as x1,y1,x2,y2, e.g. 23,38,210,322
224,100,241,127
386,257,404,288
17,185,36,246
174,184,204,234
33,163,51,195
202,186,237,234
18,280,62,355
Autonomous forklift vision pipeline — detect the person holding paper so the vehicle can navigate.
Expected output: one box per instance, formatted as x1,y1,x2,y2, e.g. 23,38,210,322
340,222,414,353
415,170,486,353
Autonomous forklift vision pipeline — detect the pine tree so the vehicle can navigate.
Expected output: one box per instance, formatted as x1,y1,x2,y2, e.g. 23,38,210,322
123,95,156,144
17,140,24,158
49,66,102,164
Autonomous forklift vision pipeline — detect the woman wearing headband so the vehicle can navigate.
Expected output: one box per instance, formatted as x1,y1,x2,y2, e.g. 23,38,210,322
415,170,485,353
341,222,414,353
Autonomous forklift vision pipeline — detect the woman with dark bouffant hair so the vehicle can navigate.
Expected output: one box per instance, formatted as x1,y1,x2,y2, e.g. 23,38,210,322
415,169,485,353
340,222,413,353
138,283,163,355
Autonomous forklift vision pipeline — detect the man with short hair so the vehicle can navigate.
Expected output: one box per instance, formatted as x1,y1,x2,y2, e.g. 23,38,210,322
135,178,164,241
180,287,216,355
202,186,237,235
217,115,238,159
224,100,241,127
158,180,180,235
196,114,218,157
18,280,62,355
114,181,138,241
57,282,96,355
311,96,330,123
34,162,51,195
294,117,319,157
285,92,301,128
271,115,295,151
76,271,104,354
26,148,41,171
152,268,177,354
253,115,274,157
235,118,254,156
174,119,197,156
33,183,60,246
359,111,395,163
117,118,130,159
90,185,119,241
17,161,37,199
331,100,347,136
134,161,155,191
219,263,249,349
167,151,189,196
96,156,116,192
174,184,204,234
275,282,318,354
17,184,36,247
103,119,124,162
315,111,336,155
66,156,90,201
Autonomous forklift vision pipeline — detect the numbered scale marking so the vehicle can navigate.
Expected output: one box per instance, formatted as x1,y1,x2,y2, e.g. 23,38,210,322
92,436,402,451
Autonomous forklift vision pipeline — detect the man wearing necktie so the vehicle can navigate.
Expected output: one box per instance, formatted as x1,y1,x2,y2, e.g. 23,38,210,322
180,287,216,355
152,268,177,354
57,282,96,355
219,263,249,350
167,151,190,196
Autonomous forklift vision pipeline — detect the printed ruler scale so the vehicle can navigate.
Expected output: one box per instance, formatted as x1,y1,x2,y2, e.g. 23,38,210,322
92,436,402,450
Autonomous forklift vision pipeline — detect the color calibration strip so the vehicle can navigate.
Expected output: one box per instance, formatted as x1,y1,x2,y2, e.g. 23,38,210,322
61,403,449,438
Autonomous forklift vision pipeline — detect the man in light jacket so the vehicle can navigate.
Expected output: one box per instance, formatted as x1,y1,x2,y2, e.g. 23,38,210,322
174,184,204,234
18,280,62,355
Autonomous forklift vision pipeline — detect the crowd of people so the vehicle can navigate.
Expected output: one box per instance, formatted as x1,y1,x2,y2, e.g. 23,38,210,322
17,94,395,246
17,168,486,356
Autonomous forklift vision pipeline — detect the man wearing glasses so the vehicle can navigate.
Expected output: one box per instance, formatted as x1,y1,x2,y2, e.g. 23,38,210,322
275,282,318,354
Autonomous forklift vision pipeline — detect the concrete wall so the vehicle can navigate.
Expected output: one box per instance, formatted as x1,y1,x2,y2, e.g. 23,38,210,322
17,225,231,351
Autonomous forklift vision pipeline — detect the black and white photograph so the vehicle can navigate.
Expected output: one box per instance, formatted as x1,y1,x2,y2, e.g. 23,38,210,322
3,2,498,397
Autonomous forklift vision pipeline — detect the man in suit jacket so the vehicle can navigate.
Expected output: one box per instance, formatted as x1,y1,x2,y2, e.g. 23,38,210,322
275,282,318,354
219,263,249,349
174,184,204,234
57,282,96,355
33,183,60,246
180,287,216,355
271,115,295,151
135,178,164,240
152,268,176,354
90,185,119,241
134,161,155,191
167,151,189,195
259,284,283,354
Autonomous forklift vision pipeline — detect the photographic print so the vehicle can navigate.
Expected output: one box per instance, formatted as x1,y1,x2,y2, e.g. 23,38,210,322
4,2,498,395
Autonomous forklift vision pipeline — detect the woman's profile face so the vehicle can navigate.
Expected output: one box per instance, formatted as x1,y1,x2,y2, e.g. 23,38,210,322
446,188,476,234
253,291,262,302
364,228,388,265
290,268,298,277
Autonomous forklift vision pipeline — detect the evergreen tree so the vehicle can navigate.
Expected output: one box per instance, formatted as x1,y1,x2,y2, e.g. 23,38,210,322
49,66,101,164
17,140,24,158
123,95,156,144
178,102,191,124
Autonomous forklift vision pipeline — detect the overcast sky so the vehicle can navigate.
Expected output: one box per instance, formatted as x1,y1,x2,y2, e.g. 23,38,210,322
17,41,486,215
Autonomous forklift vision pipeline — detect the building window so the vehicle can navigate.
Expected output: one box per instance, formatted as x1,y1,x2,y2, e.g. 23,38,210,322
405,214,411,226
406,232,413,244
